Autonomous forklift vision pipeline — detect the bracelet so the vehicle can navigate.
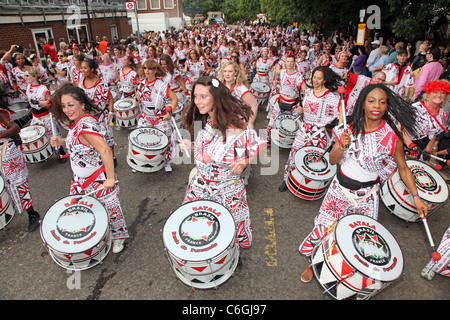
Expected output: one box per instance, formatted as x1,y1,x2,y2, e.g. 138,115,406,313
339,145,346,151
109,112,114,115
412,194,419,198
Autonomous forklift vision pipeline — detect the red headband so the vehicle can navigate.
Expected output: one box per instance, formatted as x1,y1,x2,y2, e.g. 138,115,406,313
424,80,450,94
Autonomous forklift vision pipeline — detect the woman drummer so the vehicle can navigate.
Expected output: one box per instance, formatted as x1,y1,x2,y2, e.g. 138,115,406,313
0,86,40,232
181,76,267,251
76,58,116,165
218,60,258,129
25,67,67,162
298,84,429,282
278,66,342,192
135,59,178,172
266,53,306,145
50,83,128,253
421,225,450,281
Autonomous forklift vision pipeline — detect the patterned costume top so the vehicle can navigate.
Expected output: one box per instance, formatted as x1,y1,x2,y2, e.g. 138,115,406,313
66,115,103,178
279,69,304,98
332,121,398,183
10,66,28,103
193,120,267,183
162,69,183,92
55,61,69,86
295,60,311,77
255,57,273,75
303,88,340,127
230,83,251,101
68,66,80,83
409,101,448,141
26,83,50,116
383,63,414,97
174,47,187,61
78,76,110,110
185,59,207,83
98,63,118,86
119,68,138,94
329,63,349,81
138,78,169,117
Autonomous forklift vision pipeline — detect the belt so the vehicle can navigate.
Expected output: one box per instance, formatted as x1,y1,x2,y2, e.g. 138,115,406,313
336,169,379,190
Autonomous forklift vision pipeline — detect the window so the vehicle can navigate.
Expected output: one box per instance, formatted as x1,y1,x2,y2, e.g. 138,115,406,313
164,0,173,9
31,28,54,59
150,0,160,10
67,25,89,45
136,0,146,10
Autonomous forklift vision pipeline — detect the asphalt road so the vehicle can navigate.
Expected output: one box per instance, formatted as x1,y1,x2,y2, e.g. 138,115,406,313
0,101,449,306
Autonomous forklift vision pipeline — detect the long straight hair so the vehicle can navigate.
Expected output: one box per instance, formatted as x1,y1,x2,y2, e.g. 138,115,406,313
183,76,252,139
349,83,417,141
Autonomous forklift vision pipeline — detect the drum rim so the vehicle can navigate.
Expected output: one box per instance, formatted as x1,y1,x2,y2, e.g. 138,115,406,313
114,98,135,109
405,160,449,202
19,125,47,143
294,147,336,180
334,214,404,282
40,195,109,254
163,199,236,262
129,127,169,150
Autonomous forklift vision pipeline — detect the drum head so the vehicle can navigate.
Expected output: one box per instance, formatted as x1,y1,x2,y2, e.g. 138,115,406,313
114,99,134,111
275,114,299,134
294,147,336,181
163,200,236,262
251,82,270,93
19,125,46,143
335,215,403,282
41,196,109,254
129,127,169,151
407,160,449,203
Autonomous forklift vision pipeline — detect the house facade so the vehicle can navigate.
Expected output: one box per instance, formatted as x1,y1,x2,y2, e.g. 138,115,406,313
128,0,184,33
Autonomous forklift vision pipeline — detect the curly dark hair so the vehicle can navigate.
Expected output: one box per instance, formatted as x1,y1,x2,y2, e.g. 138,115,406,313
50,83,102,123
183,76,252,140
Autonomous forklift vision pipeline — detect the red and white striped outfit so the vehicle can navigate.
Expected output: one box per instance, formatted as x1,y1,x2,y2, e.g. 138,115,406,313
119,68,138,99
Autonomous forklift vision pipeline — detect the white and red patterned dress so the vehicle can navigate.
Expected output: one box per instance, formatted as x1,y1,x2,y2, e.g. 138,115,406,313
184,120,267,248
137,78,175,165
383,63,414,98
0,112,32,213
283,88,340,181
99,62,119,101
299,121,399,256
423,226,450,278
119,67,138,99
78,76,115,149
266,70,304,144
66,114,128,240
253,57,273,85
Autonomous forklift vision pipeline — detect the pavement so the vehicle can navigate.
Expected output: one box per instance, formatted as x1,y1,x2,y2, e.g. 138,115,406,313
0,99,449,307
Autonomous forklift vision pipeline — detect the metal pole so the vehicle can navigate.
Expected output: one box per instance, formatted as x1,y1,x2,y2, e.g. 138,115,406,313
85,0,94,43
135,5,140,39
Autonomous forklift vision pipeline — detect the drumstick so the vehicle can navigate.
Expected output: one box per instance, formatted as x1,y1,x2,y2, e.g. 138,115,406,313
166,106,190,158
421,217,441,261
429,154,450,171
70,180,119,204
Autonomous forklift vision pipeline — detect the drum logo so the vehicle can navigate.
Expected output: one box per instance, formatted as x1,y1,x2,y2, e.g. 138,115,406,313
412,168,437,192
303,151,327,172
179,211,220,247
56,205,96,240
352,226,391,266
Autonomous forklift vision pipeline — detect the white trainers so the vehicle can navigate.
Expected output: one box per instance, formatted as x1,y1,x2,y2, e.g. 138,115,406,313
420,266,435,281
112,239,125,253
165,164,172,172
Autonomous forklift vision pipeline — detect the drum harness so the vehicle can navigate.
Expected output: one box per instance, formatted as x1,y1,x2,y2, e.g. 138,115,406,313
336,169,380,209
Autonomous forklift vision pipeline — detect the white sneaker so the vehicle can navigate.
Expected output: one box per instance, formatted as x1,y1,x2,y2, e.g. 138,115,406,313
420,266,435,280
165,164,172,172
112,239,125,253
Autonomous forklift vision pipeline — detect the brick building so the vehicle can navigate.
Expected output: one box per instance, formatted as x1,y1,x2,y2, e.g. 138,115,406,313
0,0,133,58
130,0,184,33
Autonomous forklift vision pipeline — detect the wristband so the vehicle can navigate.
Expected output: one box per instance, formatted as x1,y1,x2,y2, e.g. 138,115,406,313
412,194,419,198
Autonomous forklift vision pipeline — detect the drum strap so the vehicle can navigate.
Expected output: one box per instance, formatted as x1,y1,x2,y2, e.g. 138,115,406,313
81,165,105,190
0,140,7,171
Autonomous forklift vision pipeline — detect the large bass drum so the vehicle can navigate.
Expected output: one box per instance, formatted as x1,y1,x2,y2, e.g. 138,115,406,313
311,214,404,300
162,200,239,289
40,195,112,270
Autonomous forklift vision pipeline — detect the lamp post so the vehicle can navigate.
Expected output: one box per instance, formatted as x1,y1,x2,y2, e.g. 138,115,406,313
84,0,94,43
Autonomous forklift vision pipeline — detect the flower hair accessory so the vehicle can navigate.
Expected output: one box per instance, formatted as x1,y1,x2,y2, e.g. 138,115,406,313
211,78,220,88
424,80,450,94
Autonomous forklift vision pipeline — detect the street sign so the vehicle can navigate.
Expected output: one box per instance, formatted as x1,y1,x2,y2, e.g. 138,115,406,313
126,2,135,11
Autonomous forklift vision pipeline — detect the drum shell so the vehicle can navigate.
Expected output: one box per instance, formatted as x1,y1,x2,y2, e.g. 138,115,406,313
311,215,403,300
19,125,54,163
114,99,138,128
126,127,168,173
287,147,336,200
380,160,449,222
250,82,270,108
40,196,111,270
0,176,15,230
162,200,239,289
271,113,299,149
